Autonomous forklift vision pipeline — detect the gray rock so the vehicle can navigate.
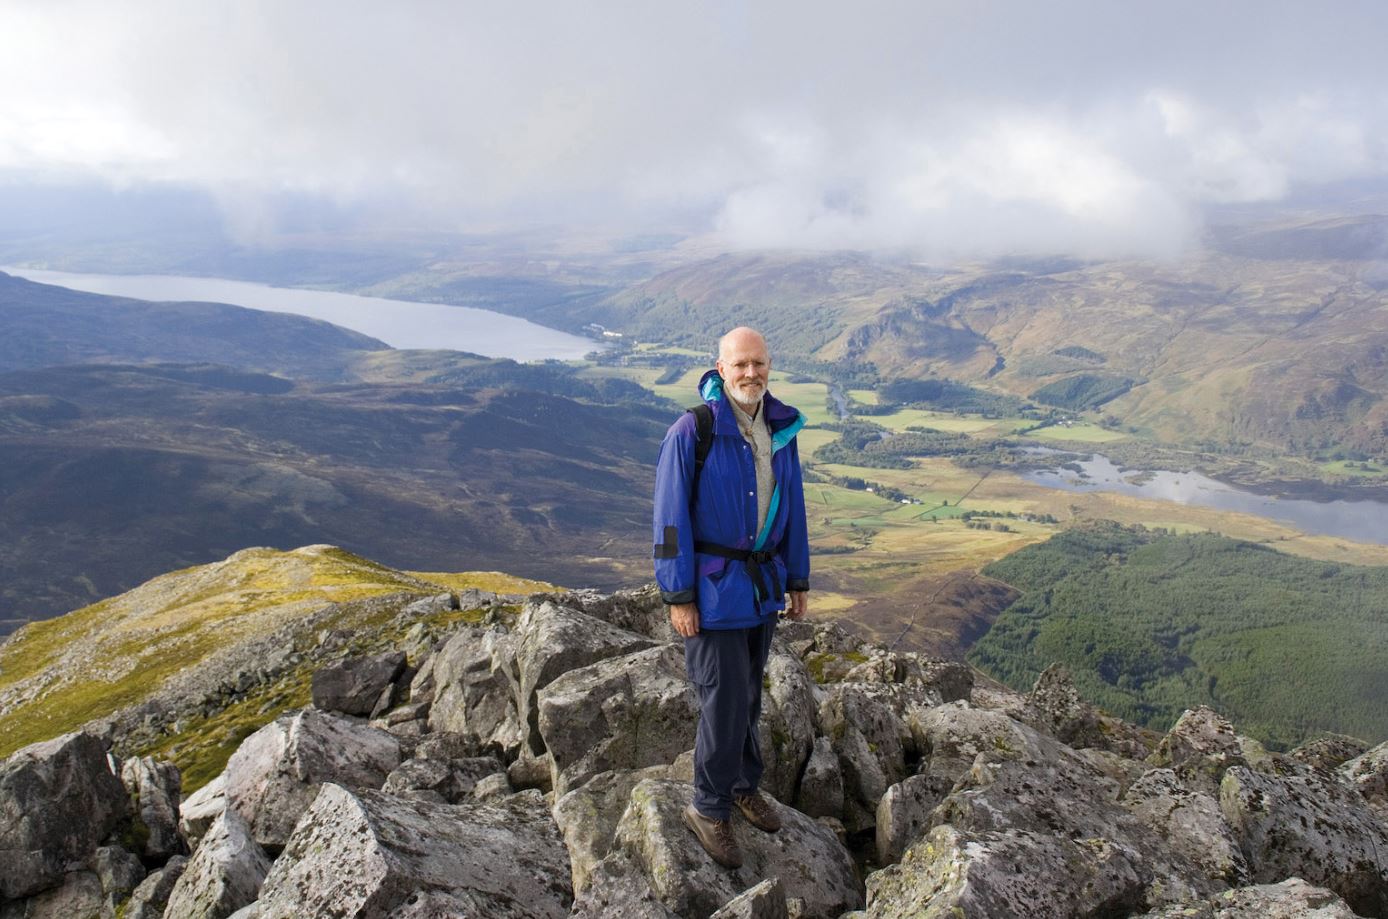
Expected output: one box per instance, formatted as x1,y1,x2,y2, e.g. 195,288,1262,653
907,701,1057,788
508,751,555,793
1027,663,1101,748
164,809,272,919
222,708,402,850
1135,878,1361,918
1149,707,1271,798
407,653,438,704
401,592,458,618
0,731,130,900
178,774,227,850
538,585,674,642
385,701,431,725
552,766,680,894
794,737,844,820
757,651,818,805
1291,734,1371,772
1074,747,1151,796
412,731,479,762
122,855,188,919
94,845,146,913
875,773,951,866
811,621,863,654
226,906,263,919
311,651,408,716
1219,764,1388,917
427,626,524,756
254,784,572,919
5,870,103,919
819,684,911,832
1121,768,1247,886
612,779,862,919
709,877,789,919
513,600,657,753
382,758,456,802
570,852,681,919
1339,739,1388,820
473,772,512,800
382,889,480,917
537,644,698,796
863,824,1147,919
120,756,183,860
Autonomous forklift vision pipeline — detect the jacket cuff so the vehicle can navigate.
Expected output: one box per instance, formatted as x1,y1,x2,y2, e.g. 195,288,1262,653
786,578,809,592
661,589,695,605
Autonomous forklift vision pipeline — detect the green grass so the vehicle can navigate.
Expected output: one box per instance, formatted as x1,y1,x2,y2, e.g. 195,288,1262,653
1029,422,1130,443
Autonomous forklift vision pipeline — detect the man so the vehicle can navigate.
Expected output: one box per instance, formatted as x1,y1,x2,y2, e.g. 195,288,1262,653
652,326,810,869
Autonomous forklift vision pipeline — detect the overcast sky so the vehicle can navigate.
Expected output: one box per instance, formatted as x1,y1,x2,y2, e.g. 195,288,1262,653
2,0,1386,259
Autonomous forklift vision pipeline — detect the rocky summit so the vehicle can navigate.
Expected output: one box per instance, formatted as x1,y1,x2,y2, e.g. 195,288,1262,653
2,553,1388,918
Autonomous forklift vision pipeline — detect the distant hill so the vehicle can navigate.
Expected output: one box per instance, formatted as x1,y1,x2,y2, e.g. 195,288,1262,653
0,270,388,379
967,522,1388,749
0,362,666,629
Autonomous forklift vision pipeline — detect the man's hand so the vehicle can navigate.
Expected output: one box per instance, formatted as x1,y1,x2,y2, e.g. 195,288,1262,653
670,602,700,637
785,590,809,621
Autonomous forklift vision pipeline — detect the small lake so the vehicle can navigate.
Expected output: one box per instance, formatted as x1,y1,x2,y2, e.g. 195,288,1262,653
5,267,602,361
1024,451,1388,545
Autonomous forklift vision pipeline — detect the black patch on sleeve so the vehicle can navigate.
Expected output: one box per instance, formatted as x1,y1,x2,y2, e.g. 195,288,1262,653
653,525,680,559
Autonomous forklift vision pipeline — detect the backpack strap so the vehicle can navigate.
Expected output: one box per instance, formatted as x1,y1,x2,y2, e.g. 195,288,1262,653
685,403,714,503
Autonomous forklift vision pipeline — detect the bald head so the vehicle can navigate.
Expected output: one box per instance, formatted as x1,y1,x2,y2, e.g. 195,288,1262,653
716,326,771,411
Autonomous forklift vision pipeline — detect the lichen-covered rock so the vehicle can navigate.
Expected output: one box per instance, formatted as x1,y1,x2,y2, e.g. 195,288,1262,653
612,779,862,919
0,731,129,900
863,824,1147,919
819,684,911,832
1135,878,1361,918
757,651,818,804
381,758,455,803
513,600,657,753
120,755,183,860
907,700,1056,788
569,852,681,919
311,651,408,716
1291,734,1371,772
709,877,789,919
122,855,188,919
163,809,271,919
5,870,103,919
426,626,523,755
875,772,951,866
94,844,146,914
794,737,844,820
1339,739,1388,821
1027,663,1101,748
552,766,678,894
1219,764,1388,916
222,708,401,850
537,645,698,796
179,773,227,849
1121,768,1247,886
1150,707,1271,798
254,784,572,919
548,585,677,642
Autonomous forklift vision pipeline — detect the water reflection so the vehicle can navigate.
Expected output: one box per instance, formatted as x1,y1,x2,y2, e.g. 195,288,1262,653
1025,452,1388,545
6,268,602,361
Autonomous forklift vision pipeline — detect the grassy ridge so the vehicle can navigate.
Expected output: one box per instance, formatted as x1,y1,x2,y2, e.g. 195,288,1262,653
968,523,1388,748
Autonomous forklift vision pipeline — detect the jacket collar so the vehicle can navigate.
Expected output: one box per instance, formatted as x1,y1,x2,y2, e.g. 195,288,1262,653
698,368,803,437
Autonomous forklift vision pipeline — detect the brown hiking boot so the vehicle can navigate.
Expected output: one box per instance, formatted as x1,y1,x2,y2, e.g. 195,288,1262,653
683,804,743,868
735,791,782,832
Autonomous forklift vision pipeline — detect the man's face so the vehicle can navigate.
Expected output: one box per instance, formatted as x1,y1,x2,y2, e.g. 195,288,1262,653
717,335,771,409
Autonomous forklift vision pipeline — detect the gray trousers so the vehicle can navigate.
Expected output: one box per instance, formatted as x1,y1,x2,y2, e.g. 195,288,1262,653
683,617,777,820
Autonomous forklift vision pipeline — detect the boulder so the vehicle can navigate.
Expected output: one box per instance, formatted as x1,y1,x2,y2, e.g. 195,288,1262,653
222,708,402,850
513,600,657,753
907,701,1058,788
381,758,455,803
4,870,103,919
1219,764,1388,917
179,773,228,849
1026,664,1101,748
537,645,698,796
94,844,146,914
552,765,681,894
864,824,1148,918
819,684,911,831
1339,739,1388,820
163,809,271,919
400,592,458,619
612,779,862,919
709,877,790,919
1149,707,1271,798
311,651,408,716
1135,877,1361,918
875,772,952,866
1291,734,1371,772
427,626,524,756
570,852,681,919
122,855,188,919
473,773,513,800
794,737,844,820
120,755,183,860
756,651,819,804
0,731,129,900
1121,768,1247,886
539,585,675,642
254,784,572,919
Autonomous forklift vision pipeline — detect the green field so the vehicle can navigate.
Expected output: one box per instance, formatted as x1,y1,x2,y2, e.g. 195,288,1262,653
1029,421,1130,443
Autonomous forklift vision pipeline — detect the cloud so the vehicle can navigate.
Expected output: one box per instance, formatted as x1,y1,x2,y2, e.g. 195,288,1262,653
1,0,1386,258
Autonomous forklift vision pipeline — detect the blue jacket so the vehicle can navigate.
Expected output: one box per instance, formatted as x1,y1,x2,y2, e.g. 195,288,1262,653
653,369,810,629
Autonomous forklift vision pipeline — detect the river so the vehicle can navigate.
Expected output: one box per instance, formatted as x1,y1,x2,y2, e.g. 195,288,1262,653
4,267,602,361
1023,451,1388,545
